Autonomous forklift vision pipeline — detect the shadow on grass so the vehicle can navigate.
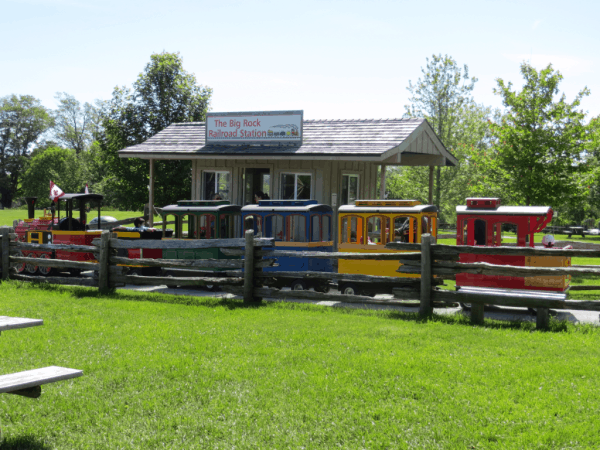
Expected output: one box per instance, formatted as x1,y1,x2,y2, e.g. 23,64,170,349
10,280,261,311
0,435,52,450
9,280,592,333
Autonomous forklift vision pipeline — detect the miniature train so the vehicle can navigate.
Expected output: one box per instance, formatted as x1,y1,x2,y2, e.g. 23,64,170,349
15,194,569,298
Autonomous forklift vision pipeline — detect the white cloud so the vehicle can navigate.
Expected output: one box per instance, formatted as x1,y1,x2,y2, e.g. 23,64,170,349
503,53,593,76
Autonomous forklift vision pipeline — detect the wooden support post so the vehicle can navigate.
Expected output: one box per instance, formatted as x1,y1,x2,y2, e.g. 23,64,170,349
536,308,550,330
380,164,387,199
419,233,432,316
428,166,434,205
148,159,155,227
244,230,257,304
471,303,485,325
1,226,12,281
98,230,110,292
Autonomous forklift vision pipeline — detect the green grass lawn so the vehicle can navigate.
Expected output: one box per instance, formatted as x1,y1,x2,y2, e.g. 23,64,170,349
0,282,599,449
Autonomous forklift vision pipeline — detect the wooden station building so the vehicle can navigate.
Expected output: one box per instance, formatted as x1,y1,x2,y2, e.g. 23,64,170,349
119,111,457,227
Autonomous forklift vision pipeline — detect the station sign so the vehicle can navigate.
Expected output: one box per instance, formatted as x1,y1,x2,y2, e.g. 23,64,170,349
206,110,303,144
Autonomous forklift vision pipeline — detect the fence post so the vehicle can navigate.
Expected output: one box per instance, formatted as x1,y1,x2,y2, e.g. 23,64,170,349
419,233,432,316
536,308,550,330
1,226,13,281
98,230,110,292
471,303,485,325
244,230,257,304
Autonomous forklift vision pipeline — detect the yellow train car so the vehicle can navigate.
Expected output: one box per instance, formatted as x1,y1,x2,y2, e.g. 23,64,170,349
337,200,438,295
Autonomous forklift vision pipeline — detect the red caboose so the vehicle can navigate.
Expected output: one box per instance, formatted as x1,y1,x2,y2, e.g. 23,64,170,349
456,198,570,292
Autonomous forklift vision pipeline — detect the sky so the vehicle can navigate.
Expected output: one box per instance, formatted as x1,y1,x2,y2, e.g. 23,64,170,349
1,0,599,121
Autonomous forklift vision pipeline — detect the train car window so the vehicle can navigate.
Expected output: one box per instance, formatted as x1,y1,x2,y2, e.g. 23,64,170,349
393,216,417,243
265,214,284,241
322,215,331,241
340,216,363,244
243,215,263,236
180,214,195,238
288,215,307,242
311,215,321,242
474,219,486,245
199,214,216,239
366,216,383,245
220,214,234,239
460,219,468,245
493,222,518,246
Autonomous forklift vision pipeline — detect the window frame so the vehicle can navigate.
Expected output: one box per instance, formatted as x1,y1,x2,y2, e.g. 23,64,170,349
341,173,360,205
202,170,231,200
280,172,313,200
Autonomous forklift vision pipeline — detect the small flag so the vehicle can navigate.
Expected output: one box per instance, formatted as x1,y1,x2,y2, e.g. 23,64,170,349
49,181,65,203
85,184,89,194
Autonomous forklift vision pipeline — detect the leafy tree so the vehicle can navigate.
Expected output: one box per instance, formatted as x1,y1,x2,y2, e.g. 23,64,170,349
0,95,54,207
52,93,102,154
489,63,596,207
395,55,499,222
100,52,212,209
21,147,85,205
404,54,478,209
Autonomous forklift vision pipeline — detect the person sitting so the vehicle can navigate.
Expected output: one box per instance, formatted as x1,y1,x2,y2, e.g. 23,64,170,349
113,217,156,232
254,191,270,203
212,193,222,200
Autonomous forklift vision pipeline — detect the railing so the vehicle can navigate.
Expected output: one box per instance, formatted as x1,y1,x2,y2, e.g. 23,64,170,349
3,226,600,330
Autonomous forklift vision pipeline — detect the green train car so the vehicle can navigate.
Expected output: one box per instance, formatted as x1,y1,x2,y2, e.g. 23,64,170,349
160,200,242,286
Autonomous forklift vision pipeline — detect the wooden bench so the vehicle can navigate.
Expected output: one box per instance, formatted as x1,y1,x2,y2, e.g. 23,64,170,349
0,315,83,398
0,366,83,398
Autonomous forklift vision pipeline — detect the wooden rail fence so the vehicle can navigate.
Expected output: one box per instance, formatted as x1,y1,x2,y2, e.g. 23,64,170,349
3,226,600,329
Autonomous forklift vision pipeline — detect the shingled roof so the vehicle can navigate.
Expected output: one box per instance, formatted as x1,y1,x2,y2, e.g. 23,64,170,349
118,118,457,166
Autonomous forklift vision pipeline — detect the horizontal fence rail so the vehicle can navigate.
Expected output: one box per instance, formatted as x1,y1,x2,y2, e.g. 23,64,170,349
3,225,600,330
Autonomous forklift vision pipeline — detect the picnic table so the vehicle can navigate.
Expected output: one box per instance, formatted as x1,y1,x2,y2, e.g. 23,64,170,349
566,227,585,239
0,315,82,398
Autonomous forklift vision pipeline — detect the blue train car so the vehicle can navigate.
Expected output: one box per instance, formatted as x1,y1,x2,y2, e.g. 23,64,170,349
241,200,334,292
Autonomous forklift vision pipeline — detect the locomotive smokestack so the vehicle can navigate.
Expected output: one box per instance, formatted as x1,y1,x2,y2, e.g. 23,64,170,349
25,197,37,219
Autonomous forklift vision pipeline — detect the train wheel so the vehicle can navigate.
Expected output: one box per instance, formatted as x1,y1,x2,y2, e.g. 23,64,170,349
315,284,330,294
340,283,359,296
25,256,39,275
291,280,307,291
38,254,54,276
13,251,26,274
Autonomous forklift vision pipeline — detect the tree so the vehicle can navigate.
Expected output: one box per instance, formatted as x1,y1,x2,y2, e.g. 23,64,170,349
404,54,479,209
489,63,595,207
52,93,103,154
0,95,54,207
99,52,212,209
21,147,85,205
396,55,498,222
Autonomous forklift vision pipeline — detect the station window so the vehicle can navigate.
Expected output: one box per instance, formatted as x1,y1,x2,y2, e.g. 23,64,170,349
341,174,359,205
265,214,284,240
281,173,311,200
340,216,364,244
287,215,306,242
203,171,230,200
